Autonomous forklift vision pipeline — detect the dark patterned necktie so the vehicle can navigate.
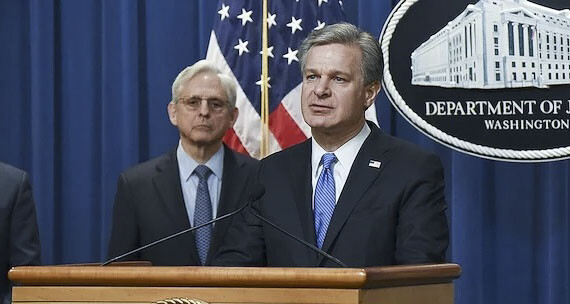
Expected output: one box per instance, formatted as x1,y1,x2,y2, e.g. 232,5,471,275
193,165,212,265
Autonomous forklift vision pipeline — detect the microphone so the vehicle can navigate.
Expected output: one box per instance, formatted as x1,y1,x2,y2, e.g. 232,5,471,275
247,188,347,268
101,185,266,266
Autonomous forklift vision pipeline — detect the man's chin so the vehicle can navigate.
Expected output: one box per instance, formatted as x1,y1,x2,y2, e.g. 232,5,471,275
190,136,218,145
185,132,223,145
305,117,332,129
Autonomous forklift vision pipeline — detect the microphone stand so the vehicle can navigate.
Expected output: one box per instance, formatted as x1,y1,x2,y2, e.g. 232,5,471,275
101,203,248,266
248,205,347,268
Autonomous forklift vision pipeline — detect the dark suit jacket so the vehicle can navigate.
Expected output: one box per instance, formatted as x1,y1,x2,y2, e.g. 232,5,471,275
214,122,449,267
107,145,258,266
0,163,41,304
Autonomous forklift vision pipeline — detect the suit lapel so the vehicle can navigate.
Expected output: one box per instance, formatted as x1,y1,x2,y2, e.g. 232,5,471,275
207,147,250,263
319,124,392,263
152,149,200,264
291,141,318,264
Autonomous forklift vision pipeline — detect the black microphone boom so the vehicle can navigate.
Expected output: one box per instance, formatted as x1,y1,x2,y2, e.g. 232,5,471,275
248,199,347,268
101,184,265,266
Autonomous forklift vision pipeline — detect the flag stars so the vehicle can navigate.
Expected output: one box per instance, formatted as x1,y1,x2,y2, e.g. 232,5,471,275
234,39,249,56
315,20,326,30
218,3,230,21
256,75,272,90
283,47,299,65
267,12,277,29
286,16,303,34
237,8,253,26
317,0,328,6
259,46,275,58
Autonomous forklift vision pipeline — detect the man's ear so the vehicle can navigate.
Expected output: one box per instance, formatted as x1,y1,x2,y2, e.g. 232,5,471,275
167,102,178,126
229,107,239,127
364,81,381,109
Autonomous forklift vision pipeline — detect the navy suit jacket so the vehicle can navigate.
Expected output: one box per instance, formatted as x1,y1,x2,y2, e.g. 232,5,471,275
107,145,258,266
214,122,449,267
0,163,41,304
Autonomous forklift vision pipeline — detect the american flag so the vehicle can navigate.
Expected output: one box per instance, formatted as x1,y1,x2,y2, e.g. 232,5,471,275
206,0,378,159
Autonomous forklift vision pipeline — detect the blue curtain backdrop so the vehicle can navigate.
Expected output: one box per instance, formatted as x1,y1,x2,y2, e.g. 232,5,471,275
0,1,568,304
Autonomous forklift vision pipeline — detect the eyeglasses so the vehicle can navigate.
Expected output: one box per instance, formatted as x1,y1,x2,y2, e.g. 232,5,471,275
177,97,231,114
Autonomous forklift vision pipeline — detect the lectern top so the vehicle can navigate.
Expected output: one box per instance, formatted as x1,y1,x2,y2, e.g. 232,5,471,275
9,263,460,289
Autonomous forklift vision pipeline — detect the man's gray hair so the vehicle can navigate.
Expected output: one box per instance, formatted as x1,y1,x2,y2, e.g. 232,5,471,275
171,59,237,107
298,22,383,86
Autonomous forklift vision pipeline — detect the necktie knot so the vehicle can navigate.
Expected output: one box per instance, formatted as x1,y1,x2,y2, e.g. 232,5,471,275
321,153,337,170
194,165,212,180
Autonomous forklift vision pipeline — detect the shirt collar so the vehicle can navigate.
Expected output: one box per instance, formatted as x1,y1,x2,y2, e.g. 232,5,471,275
177,141,225,182
311,122,371,177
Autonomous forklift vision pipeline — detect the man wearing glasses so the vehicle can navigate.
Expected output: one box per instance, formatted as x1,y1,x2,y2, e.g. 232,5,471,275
107,60,258,266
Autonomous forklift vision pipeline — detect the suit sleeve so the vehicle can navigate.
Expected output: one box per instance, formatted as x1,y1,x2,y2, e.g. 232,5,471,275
107,174,140,261
9,171,41,267
395,153,449,264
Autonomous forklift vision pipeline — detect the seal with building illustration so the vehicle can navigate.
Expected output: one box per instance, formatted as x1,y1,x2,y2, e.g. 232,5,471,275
381,0,570,162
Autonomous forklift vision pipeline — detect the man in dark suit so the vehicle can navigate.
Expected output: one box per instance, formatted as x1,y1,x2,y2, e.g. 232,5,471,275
214,23,449,267
0,163,41,304
107,60,257,266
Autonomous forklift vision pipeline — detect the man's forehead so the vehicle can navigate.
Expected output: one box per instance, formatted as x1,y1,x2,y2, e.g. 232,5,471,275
308,42,360,55
304,43,361,73
187,71,221,84
181,73,223,90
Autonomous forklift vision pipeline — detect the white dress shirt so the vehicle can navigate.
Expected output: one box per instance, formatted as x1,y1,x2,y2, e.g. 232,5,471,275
176,141,224,225
311,123,371,208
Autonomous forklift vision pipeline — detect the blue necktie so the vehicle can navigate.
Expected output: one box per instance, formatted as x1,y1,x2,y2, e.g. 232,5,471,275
193,165,213,265
314,153,337,249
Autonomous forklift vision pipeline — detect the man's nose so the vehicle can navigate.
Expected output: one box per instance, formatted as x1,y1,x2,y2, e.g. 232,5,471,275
314,78,331,98
198,100,210,116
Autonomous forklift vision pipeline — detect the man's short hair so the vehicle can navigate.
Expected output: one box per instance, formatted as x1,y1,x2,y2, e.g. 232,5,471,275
171,59,237,107
298,22,383,86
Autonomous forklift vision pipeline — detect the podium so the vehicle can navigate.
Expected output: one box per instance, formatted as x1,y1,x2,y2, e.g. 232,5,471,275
9,263,461,304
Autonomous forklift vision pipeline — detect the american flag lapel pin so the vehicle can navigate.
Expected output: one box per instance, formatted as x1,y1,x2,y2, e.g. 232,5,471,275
368,160,381,168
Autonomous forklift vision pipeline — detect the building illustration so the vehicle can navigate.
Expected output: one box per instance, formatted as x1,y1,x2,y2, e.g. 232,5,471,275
410,0,570,89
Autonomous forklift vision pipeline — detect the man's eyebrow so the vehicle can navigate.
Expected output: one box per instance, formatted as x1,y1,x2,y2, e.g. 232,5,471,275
304,67,350,76
185,94,226,100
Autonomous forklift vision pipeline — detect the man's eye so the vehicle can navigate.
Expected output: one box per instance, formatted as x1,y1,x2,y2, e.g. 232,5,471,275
187,99,201,107
306,74,317,80
209,101,224,108
333,77,345,82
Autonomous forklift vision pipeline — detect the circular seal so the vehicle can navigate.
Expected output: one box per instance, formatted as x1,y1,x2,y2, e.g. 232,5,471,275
380,0,570,162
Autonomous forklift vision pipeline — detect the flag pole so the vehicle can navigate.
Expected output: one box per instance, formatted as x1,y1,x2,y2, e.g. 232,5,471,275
260,0,270,158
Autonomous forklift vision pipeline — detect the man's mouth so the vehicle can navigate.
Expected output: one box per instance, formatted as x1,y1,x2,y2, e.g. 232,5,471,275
309,104,333,111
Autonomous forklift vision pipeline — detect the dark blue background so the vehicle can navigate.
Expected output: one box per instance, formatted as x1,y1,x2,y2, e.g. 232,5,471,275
0,1,568,304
